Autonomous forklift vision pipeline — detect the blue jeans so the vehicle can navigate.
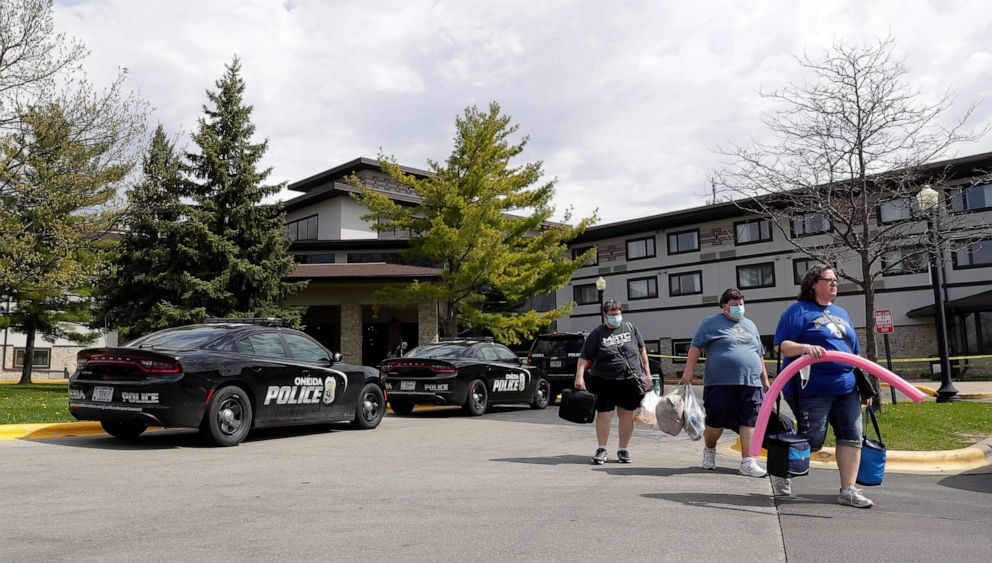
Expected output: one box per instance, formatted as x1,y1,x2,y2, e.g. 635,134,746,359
784,392,862,451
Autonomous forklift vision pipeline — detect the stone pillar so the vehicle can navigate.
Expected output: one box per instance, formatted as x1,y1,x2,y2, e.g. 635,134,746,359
340,304,363,365
418,300,438,345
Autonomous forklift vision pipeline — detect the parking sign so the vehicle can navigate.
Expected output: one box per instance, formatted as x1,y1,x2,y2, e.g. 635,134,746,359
874,309,894,334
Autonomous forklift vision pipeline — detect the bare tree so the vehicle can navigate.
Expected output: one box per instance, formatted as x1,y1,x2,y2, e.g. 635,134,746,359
715,37,989,365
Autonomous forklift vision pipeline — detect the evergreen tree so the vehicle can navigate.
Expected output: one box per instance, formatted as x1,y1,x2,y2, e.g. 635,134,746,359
93,125,191,339
182,57,304,324
353,102,597,344
0,104,123,383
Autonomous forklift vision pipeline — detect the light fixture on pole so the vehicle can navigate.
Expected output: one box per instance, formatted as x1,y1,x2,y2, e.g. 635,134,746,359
595,276,607,323
915,185,959,402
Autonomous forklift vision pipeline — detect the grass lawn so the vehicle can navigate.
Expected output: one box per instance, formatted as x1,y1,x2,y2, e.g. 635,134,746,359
821,401,992,450
0,383,76,425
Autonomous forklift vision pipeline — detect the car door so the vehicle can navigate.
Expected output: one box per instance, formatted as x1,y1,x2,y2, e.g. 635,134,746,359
242,331,312,422
282,332,351,420
478,344,513,401
494,344,531,401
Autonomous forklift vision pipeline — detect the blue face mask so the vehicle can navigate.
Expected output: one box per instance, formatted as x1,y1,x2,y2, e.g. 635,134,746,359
606,314,622,327
728,305,745,320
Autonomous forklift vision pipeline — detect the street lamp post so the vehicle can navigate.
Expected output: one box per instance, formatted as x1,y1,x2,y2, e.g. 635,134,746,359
595,276,607,323
916,186,960,403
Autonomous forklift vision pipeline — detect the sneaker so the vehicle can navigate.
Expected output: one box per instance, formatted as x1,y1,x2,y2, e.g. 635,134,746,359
771,476,792,496
837,486,874,508
617,449,631,464
702,447,716,470
739,457,767,478
591,448,608,465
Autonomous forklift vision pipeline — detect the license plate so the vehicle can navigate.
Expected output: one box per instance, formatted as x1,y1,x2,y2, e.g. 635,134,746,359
92,386,114,402
550,360,562,368
400,381,416,391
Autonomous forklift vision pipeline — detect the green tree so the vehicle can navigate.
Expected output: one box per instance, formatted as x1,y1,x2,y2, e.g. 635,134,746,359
93,125,190,339
181,57,304,324
353,102,597,344
0,104,125,383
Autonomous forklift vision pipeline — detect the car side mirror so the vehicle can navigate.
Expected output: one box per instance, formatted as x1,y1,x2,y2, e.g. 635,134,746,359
332,352,343,363
400,341,408,351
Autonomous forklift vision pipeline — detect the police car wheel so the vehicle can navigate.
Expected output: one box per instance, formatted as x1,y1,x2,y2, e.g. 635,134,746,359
101,420,147,439
531,378,550,410
462,379,488,416
389,399,416,416
351,383,385,429
200,386,253,447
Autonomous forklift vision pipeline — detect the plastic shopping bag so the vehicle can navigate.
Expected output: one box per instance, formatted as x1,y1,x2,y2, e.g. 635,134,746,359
655,385,685,436
634,391,661,427
681,384,705,441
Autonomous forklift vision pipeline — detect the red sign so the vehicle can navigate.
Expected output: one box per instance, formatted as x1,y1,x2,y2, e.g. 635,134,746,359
874,309,894,334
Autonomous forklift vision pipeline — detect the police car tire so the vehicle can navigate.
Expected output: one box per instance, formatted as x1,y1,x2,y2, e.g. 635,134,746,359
351,383,385,429
531,378,550,410
389,399,416,416
200,386,253,447
462,379,488,416
101,419,147,439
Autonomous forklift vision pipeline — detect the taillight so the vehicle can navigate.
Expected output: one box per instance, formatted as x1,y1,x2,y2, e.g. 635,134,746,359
77,353,181,374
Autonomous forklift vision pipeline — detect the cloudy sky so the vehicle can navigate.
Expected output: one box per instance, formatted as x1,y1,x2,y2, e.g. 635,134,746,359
55,0,992,224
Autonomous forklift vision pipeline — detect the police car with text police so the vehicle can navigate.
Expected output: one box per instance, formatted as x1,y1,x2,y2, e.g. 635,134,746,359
379,338,550,416
68,319,386,446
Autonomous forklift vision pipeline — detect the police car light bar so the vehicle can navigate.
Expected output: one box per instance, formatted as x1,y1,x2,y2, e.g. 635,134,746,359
439,336,494,342
204,317,285,327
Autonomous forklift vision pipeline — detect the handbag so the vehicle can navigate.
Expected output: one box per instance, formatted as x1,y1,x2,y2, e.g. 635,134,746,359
766,353,811,478
854,368,878,401
558,388,597,424
617,322,653,395
857,404,887,486
762,395,796,449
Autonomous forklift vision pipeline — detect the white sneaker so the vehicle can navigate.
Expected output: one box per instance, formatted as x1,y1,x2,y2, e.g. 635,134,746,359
739,457,767,478
771,476,792,496
702,447,716,470
837,486,874,508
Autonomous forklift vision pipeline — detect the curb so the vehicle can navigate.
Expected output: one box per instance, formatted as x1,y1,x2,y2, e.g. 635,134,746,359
727,437,992,474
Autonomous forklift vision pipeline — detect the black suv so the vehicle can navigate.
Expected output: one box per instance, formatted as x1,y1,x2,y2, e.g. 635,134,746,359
528,332,587,404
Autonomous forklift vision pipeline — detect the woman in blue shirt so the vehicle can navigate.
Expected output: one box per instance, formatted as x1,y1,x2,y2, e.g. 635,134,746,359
773,265,873,508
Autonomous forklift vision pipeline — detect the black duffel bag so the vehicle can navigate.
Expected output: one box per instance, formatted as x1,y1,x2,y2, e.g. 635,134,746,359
558,388,596,424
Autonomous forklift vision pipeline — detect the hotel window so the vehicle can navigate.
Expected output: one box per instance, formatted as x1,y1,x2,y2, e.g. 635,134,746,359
948,183,992,213
573,283,598,305
667,229,700,255
14,348,50,369
627,276,658,300
669,271,702,296
790,213,830,237
736,262,776,289
953,239,992,269
793,258,823,285
571,246,598,267
878,197,920,224
734,219,772,245
285,214,318,241
625,236,656,261
881,247,928,276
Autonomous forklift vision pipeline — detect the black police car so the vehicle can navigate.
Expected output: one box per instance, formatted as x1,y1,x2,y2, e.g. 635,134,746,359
379,338,549,416
528,332,586,404
68,319,386,446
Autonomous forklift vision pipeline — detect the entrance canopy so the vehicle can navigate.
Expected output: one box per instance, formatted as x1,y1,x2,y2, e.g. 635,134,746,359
906,289,992,318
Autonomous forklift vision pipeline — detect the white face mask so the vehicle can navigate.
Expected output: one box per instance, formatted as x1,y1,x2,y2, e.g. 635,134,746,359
728,305,745,320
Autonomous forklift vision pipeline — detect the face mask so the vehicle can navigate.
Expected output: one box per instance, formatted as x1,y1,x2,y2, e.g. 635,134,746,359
728,305,745,320
606,314,622,327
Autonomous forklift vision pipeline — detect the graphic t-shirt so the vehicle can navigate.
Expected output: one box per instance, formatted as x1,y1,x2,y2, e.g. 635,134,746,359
580,322,646,380
690,314,765,387
774,301,860,396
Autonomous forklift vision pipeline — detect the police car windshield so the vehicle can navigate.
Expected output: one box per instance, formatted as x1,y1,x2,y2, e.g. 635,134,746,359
533,337,584,356
127,326,232,350
406,344,472,359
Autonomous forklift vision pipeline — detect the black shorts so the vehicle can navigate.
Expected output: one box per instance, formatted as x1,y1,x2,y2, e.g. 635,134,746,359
586,376,645,412
702,385,764,431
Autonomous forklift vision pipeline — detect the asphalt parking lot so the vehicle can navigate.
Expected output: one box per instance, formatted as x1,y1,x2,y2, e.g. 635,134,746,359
1,405,989,562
